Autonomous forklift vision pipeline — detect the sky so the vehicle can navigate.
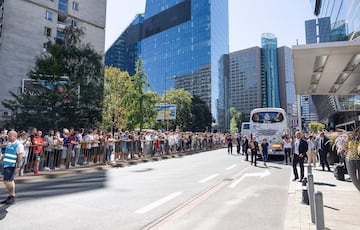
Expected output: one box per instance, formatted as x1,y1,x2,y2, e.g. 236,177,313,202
105,0,316,52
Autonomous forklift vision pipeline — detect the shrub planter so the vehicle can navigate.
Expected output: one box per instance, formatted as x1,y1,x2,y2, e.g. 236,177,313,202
345,157,360,191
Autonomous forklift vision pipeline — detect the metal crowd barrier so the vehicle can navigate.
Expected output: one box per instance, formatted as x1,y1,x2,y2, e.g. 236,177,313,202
0,136,226,176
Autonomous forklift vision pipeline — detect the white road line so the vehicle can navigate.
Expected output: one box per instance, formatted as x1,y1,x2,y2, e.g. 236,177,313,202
226,164,237,170
229,170,271,188
135,192,183,214
198,173,219,184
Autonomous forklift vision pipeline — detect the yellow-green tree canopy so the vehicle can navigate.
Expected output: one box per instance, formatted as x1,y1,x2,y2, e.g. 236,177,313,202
102,67,130,132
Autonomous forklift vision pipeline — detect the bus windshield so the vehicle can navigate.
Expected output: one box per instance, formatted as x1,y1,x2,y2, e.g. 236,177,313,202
251,111,284,123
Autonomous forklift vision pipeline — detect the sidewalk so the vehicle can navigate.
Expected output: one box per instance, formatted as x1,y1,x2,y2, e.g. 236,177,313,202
284,164,360,230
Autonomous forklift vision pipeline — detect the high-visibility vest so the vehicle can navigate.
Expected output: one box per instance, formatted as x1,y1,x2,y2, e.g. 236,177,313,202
2,141,19,167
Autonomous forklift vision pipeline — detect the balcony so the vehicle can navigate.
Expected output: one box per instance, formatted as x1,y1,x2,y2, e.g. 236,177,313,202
58,10,68,22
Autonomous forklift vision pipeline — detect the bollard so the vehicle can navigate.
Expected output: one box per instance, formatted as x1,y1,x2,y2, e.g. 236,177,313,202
308,165,312,175
315,191,325,230
302,177,309,205
308,174,315,223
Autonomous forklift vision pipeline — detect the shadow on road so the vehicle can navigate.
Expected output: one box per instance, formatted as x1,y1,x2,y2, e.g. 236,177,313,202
0,171,107,203
0,204,9,220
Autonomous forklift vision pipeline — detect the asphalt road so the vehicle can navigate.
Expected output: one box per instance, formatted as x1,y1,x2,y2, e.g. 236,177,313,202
0,148,292,230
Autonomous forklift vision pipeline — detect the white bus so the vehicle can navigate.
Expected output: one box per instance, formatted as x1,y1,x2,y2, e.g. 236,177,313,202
250,107,289,156
241,122,251,139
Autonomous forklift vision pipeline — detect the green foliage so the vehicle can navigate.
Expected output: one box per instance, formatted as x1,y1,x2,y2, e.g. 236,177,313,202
230,107,242,133
190,96,213,132
101,67,131,132
308,122,325,132
162,88,192,131
123,59,158,130
2,26,104,131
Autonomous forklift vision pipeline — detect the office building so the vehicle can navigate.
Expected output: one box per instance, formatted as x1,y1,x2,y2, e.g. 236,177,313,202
261,33,280,108
277,46,298,128
227,47,262,115
221,43,297,131
105,0,229,128
293,0,360,130
0,0,106,123
105,14,144,76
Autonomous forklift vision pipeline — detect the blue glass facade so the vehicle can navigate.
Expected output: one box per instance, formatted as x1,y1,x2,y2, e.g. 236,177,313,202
318,17,331,42
261,33,280,108
277,46,298,127
306,0,360,129
305,19,317,44
105,14,143,76
105,0,229,126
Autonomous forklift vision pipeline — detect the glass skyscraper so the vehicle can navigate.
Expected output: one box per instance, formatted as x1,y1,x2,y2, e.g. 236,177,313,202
277,46,298,128
105,0,229,127
221,44,296,131
306,0,360,130
105,14,144,76
261,33,280,108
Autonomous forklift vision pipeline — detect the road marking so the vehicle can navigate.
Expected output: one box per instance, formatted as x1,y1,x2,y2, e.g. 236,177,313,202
135,192,182,214
288,173,296,194
226,164,237,170
141,166,251,229
198,173,219,183
229,170,271,188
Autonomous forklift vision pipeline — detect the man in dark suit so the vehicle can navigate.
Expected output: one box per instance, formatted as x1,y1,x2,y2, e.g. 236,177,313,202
318,132,331,171
292,131,308,181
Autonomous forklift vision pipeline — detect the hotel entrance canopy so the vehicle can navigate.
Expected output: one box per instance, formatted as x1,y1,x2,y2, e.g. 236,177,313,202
292,40,360,95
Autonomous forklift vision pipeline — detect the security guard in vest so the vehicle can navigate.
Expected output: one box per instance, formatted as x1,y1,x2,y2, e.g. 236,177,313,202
0,130,24,205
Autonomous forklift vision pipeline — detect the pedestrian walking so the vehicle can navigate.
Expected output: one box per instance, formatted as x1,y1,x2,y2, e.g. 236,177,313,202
261,138,269,167
317,132,331,171
0,130,24,204
236,134,241,154
226,134,233,154
242,135,249,160
292,131,308,181
307,135,317,168
249,136,259,166
282,134,292,165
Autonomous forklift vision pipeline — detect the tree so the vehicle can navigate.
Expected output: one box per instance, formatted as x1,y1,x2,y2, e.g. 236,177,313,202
308,122,325,132
123,59,158,130
190,96,213,132
230,107,242,133
101,67,131,132
2,26,104,130
163,89,192,131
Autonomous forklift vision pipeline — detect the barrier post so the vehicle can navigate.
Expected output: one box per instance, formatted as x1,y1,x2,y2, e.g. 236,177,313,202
308,174,315,223
315,191,325,230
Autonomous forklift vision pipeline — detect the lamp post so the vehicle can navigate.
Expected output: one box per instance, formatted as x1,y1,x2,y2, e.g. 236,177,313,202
297,94,302,133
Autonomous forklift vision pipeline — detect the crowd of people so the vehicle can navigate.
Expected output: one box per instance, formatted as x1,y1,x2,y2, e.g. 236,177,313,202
0,127,227,176
0,126,341,205
224,130,336,181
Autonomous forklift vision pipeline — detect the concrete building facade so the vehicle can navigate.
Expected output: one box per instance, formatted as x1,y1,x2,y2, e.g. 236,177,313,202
0,0,106,123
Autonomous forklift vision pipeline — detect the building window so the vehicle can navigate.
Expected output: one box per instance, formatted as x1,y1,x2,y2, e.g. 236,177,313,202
45,10,53,21
58,0,68,13
72,1,79,11
44,27,52,37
